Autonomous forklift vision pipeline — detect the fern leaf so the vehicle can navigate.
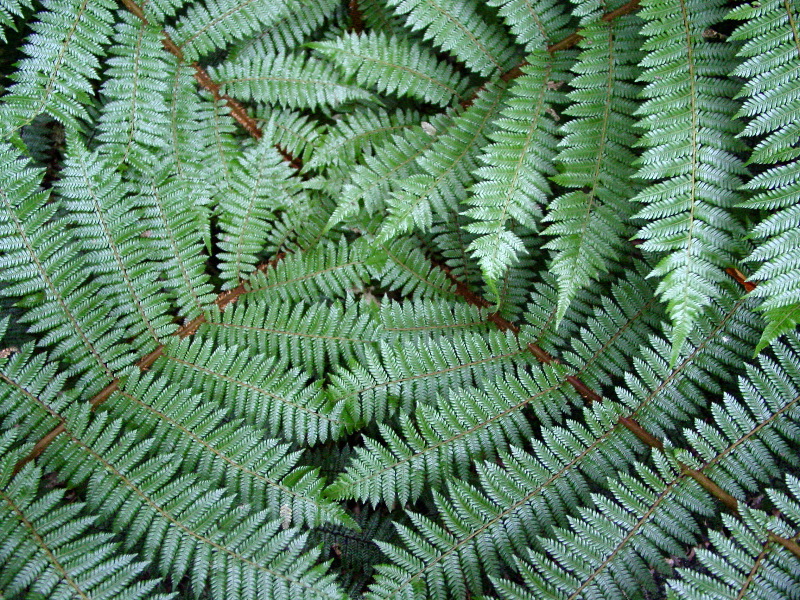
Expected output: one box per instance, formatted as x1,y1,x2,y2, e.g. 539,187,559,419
208,53,376,111
668,497,800,600
378,80,508,241
57,138,177,353
542,12,643,324
309,107,421,170
245,238,376,303
384,0,518,76
487,0,572,50
729,0,800,352
311,31,469,106
169,0,291,61
324,111,454,229
217,135,304,288
154,336,343,444
463,50,572,285
328,330,534,426
632,0,748,366
139,168,217,321
497,335,800,599
375,237,459,300
96,13,174,171
328,363,575,507
0,145,133,393
229,0,341,58
0,0,30,42
201,296,379,376
0,0,115,132
104,369,352,528
380,298,492,342
365,294,759,600
0,434,168,600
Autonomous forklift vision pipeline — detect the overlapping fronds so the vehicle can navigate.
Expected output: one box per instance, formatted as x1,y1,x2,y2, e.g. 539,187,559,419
208,53,376,111
2,0,800,597
383,0,519,76
153,336,343,444
312,31,469,106
0,431,168,600
309,107,422,169
0,0,115,131
378,80,508,241
217,135,305,287
730,0,800,352
169,0,292,60
57,139,177,353
463,50,572,288
0,145,133,393
542,9,643,324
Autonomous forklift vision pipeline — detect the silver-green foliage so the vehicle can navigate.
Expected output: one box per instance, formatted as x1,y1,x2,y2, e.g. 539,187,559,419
1,0,799,598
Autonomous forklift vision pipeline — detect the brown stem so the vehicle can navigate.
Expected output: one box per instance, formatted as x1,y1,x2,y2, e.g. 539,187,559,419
348,0,364,33
768,532,800,561
619,417,664,451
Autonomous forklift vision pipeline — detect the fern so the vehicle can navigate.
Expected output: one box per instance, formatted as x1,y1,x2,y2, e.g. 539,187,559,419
2,0,800,598
730,0,800,352
632,0,748,366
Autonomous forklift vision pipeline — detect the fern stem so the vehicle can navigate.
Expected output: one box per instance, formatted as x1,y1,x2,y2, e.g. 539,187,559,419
348,0,364,33
769,531,800,560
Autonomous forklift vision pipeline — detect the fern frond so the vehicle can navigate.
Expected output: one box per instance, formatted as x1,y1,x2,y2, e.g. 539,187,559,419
153,335,343,444
312,31,469,106
375,237,459,300
169,0,292,61
729,0,800,352
0,0,115,132
328,330,534,426
255,107,326,166
0,0,30,42
542,12,643,324
378,80,508,241
139,167,217,321
365,294,759,600
47,413,345,600
324,111,453,228
217,135,304,288
201,296,379,377
57,138,177,353
245,238,376,303
229,0,341,58
309,108,421,170
632,0,748,366
463,50,572,286
0,432,168,600
208,53,376,111
668,496,800,600
328,362,576,507
487,0,572,50
1,351,348,598
103,369,352,528
0,145,133,392
383,0,518,76
380,298,491,342
95,13,174,171
497,334,800,600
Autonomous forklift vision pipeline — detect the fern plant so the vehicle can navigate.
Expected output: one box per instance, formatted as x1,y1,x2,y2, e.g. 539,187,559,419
1,0,800,599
